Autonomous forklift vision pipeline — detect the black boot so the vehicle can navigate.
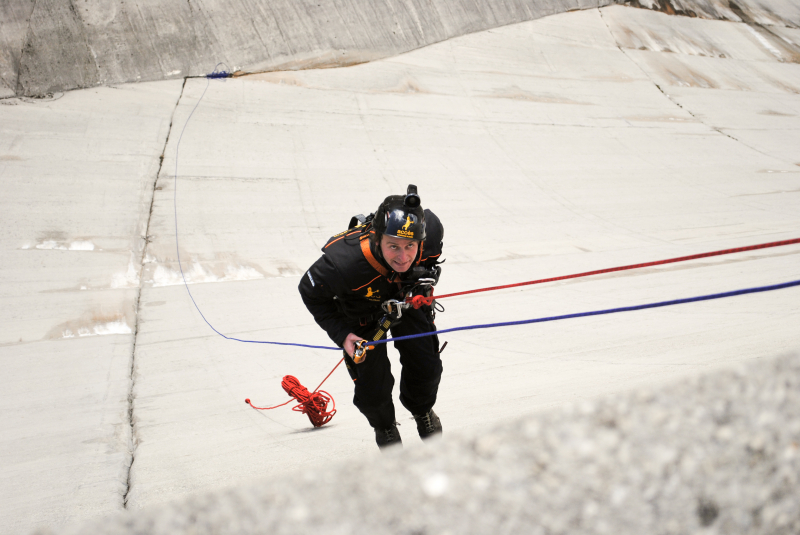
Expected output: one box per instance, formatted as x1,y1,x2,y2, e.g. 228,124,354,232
375,423,402,449
413,409,442,439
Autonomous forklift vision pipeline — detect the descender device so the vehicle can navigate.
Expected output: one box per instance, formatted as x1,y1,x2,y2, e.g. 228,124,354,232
352,266,441,364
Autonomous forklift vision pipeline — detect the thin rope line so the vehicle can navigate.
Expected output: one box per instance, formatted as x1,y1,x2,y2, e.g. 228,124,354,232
434,237,800,300
172,66,340,350
172,69,800,355
374,278,800,346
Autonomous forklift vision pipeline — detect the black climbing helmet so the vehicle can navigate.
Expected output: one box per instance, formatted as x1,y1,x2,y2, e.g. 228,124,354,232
373,184,426,241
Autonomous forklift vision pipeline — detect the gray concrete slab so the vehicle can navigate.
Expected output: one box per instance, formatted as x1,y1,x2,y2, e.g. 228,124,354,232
4,0,800,98
7,0,614,97
0,80,183,533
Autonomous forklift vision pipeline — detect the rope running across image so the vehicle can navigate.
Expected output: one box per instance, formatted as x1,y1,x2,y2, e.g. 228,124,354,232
176,70,800,425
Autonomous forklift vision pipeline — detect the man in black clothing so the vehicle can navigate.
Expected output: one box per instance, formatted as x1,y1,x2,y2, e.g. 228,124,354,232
298,185,444,449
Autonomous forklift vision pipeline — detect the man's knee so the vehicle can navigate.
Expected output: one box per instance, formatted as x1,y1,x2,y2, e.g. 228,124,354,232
354,378,393,407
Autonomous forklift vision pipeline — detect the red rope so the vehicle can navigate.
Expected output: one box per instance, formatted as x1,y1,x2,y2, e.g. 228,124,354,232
245,359,344,427
250,236,800,425
282,376,337,427
408,237,800,307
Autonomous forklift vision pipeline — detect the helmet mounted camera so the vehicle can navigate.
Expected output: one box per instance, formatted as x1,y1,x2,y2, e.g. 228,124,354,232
373,184,426,242
404,184,421,209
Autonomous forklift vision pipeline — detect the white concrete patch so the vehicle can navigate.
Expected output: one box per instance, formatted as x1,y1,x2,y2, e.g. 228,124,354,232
151,263,264,287
62,320,132,338
745,25,783,60
111,256,141,289
92,320,134,336
69,241,96,251
26,240,97,251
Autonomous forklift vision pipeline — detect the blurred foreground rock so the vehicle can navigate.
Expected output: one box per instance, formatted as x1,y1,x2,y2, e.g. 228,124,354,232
50,353,800,535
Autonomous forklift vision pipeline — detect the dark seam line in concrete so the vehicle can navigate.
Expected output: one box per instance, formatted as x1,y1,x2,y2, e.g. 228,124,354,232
122,77,188,509
598,6,790,165
15,0,39,96
650,81,787,163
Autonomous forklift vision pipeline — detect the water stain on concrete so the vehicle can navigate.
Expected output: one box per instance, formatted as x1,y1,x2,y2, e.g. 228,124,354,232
276,262,303,277
758,109,795,116
144,250,269,286
47,309,134,340
267,49,383,72
388,77,426,94
762,77,800,94
485,85,590,105
624,114,697,122
251,72,308,87
662,63,719,88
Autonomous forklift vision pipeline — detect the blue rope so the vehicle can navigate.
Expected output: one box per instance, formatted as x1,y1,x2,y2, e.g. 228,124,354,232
172,65,799,352
374,278,800,346
172,65,338,352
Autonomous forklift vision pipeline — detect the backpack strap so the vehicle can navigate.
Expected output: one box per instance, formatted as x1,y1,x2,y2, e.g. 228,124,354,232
360,232,389,277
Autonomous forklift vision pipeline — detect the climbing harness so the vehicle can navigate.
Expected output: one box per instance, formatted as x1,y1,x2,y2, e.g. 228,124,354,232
351,263,441,363
176,68,800,428
352,306,402,364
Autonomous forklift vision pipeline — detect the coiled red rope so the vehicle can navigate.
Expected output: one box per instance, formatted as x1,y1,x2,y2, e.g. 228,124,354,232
246,358,343,427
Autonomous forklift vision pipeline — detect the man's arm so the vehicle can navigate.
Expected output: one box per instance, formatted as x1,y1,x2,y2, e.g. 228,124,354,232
298,254,353,348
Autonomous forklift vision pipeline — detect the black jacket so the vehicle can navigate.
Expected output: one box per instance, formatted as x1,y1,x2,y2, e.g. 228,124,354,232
299,209,443,347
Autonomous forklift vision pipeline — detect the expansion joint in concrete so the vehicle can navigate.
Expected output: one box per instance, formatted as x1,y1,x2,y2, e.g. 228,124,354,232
651,82,783,162
122,77,188,509
599,7,785,164
15,0,39,96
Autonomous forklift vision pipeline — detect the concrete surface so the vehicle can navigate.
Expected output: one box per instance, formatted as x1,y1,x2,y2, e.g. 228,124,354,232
3,0,800,98
3,0,615,98
0,81,183,530
1,2,799,534
46,352,800,535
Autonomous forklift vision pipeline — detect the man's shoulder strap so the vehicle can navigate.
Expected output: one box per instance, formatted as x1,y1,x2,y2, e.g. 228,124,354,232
359,231,389,277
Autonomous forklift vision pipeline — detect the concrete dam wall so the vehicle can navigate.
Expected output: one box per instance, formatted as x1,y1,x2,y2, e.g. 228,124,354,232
2,0,799,97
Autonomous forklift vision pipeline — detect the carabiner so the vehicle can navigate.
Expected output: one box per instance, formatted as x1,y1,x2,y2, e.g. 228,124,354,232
353,339,373,364
381,299,406,319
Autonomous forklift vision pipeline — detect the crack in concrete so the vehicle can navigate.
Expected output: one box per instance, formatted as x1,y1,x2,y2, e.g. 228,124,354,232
122,77,188,509
598,6,787,165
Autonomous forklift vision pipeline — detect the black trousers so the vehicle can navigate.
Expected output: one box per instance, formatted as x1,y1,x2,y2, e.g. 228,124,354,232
343,307,442,430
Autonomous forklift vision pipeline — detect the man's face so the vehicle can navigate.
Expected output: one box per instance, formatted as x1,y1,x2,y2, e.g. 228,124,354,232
379,235,419,273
